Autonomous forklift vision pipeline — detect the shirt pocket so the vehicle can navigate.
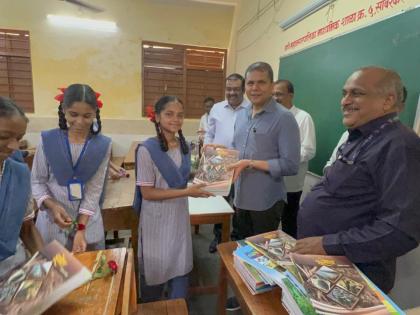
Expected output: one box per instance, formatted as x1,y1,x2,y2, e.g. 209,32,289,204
253,120,276,158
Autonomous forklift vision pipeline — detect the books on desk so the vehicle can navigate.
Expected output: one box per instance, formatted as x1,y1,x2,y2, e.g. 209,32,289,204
0,240,91,315
193,146,239,196
233,230,404,314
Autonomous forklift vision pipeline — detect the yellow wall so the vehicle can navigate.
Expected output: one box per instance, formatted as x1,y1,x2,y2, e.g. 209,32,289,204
0,0,233,135
228,0,420,75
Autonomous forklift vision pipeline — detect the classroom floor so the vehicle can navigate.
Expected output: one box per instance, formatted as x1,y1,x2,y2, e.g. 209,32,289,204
106,224,243,315
189,224,242,315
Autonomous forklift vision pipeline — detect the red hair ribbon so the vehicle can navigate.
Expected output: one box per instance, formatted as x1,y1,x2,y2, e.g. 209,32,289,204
54,87,103,108
145,105,156,123
54,87,66,102
95,92,103,109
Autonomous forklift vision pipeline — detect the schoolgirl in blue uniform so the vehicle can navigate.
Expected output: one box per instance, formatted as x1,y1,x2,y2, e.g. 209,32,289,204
0,97,43,277
31,84,111,253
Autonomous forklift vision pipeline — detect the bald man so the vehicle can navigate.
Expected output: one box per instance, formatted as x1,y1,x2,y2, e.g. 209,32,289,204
293,66,420,294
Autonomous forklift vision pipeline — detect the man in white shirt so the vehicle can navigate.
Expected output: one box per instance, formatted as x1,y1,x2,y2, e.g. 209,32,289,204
198,97,215,134
273,79,316,238
205,73,251,253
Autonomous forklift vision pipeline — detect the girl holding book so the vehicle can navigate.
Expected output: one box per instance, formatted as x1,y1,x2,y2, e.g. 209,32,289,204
31,84,111,253
0,97,43,277
134,95,212,302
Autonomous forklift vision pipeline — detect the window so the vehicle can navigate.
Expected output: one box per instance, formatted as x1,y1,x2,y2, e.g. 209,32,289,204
0,29,34,113
142,41,226,118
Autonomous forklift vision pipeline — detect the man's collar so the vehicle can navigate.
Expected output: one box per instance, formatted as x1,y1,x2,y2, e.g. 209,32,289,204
350,112,398,136
249,98,277,115
288,104,297,113
224,98,249,110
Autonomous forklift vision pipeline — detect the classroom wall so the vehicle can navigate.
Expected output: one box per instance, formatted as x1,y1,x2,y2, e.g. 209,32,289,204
0,0,234,147
227,0,419,74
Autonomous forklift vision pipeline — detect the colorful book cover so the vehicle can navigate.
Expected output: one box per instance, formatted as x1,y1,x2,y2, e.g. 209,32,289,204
289,253,404,315
193,146,239,196
281,277,317,315
233,256,273,295
234,245,287,286
245,229,303,286
0,240,91,315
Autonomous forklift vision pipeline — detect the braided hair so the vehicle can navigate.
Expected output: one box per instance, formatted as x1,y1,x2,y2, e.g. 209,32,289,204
153,96,189,155
57,84,102,135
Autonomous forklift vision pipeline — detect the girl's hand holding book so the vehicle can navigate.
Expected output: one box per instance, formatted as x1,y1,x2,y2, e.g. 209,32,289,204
186,183,214,198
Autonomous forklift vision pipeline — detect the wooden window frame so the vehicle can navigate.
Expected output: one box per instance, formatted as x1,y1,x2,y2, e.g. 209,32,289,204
0,28,34,113
141,41,227,119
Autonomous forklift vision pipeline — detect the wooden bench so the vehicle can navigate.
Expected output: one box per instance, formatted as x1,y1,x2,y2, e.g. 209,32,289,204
122,249,188,315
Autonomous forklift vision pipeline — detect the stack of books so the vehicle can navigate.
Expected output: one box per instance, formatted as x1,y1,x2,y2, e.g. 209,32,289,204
233,241,275,295
233,230,405,314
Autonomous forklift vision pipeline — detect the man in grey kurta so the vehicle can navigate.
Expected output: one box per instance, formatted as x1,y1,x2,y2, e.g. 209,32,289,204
230,62,300,239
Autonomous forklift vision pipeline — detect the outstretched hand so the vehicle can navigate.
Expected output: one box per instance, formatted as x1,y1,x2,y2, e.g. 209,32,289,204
186,183,214,198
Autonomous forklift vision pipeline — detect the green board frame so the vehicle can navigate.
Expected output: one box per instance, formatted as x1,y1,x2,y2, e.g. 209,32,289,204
279,7,420,175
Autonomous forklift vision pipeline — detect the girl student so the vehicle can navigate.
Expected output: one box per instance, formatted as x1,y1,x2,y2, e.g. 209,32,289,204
0,97,43,277
134,96,213,302
31,84,111,253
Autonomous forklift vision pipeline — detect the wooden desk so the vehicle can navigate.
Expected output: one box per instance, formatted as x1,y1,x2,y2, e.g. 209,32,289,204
189,196,234,296
189,196,233,243
217,242,286,315
123,141,141,170
46,248,127,315
102,170,139,257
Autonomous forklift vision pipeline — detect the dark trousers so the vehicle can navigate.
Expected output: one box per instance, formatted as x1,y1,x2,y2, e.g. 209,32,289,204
236,201,284,240
281,191,302,238
213,184,238,242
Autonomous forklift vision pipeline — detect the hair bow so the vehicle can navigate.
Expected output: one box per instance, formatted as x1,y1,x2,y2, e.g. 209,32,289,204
95,92,103,109
145,105,156,123
54,87,66,103
54,87,103,108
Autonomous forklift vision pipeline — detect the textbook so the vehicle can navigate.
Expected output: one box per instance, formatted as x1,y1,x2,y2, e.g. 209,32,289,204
245,229,302,286
288,253,404,315
280,277,316,315
233,254,274,295
193,146,239,196
234,244,285,287
0,240,91,315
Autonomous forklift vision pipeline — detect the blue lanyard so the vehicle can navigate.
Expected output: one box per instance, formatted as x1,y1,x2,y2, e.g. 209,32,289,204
64,132,90,178
337,116,398,165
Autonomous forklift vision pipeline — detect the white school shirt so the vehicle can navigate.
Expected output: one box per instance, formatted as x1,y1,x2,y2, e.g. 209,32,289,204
199,113,209,132
284,105,316,192
323,131,349,172
204,99,250,149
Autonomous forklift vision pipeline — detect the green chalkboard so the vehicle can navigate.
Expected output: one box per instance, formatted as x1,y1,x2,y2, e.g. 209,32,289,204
279,7,420,175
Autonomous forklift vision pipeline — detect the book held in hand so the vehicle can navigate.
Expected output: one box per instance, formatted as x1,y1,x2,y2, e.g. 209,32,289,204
0,240,91,315
193,146,239,196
